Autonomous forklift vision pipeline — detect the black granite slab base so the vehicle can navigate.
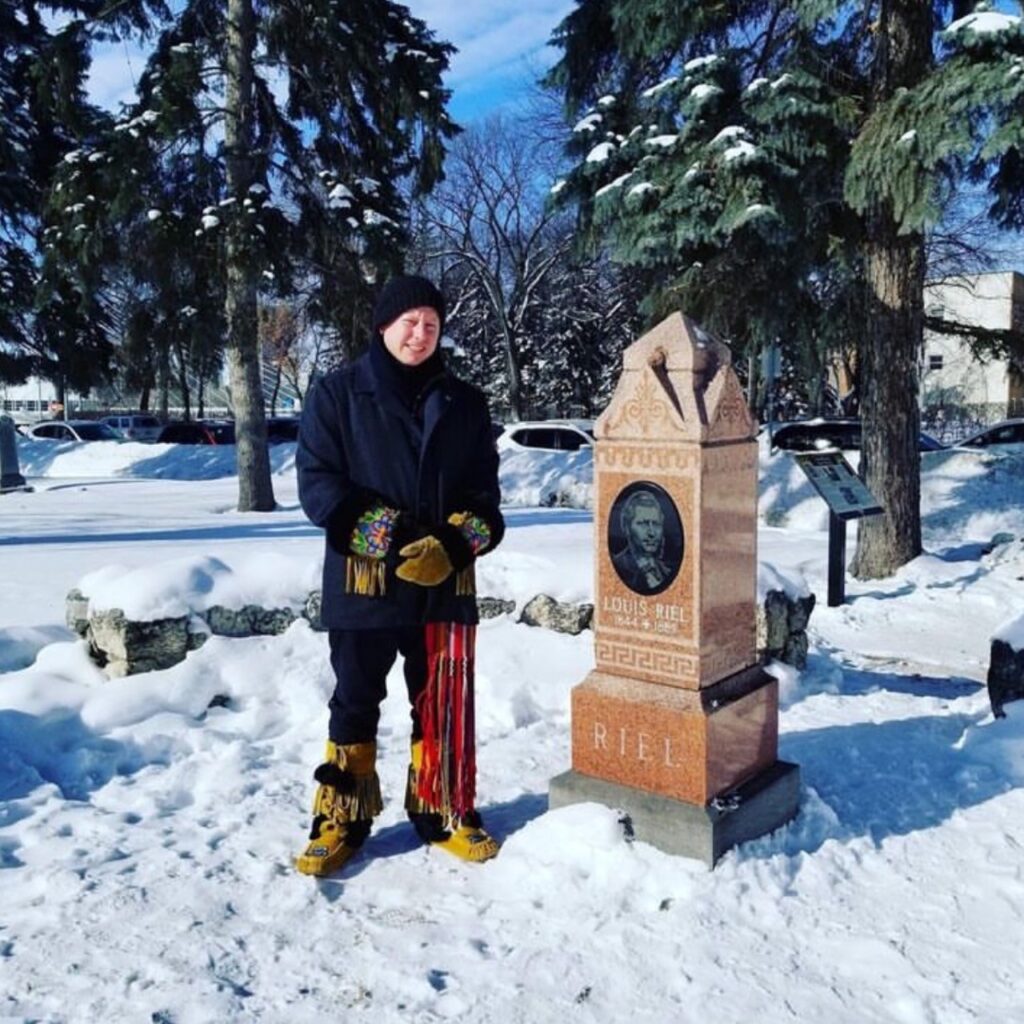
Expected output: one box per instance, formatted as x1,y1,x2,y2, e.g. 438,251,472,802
549,760,800,868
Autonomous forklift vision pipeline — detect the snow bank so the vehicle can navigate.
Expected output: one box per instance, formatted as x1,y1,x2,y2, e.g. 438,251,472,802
16,435,297,480
5,428,1024,1019
499,447,593,508
79,553,318,621
993,612,1024,651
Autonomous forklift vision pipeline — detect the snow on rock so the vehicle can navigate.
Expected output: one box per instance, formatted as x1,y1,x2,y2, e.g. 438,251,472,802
78,553,317,622
994,612,1024,651
758,561,811,601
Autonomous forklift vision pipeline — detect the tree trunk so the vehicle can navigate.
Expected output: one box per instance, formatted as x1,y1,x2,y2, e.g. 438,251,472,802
851,0,931,580
269,363,281,416
158,346,170,421
502,323,524,421
224,0,274,511
176,341,191,422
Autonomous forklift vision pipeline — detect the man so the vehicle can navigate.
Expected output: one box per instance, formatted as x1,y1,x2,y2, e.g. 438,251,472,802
294,274,504,876
611,489,672,594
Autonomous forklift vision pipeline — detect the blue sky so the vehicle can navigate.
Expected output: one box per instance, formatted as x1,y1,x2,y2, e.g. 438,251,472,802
85,1,576,123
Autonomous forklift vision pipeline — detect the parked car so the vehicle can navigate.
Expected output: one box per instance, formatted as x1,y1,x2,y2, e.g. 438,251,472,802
157,420,236,445
497,420,595,453
955,418,1024,449
266,416,300,444
101,413,162,442
769,419,944,453
25,420,122,442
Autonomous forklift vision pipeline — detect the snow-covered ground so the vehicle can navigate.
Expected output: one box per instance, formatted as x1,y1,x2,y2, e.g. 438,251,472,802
2,436,1024,1022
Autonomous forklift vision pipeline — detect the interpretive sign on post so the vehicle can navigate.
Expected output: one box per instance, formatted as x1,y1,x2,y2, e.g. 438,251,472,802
548,313,800,867
794,452,883,607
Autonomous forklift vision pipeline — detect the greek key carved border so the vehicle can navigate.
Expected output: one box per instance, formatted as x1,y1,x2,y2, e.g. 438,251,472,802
595,638,698,683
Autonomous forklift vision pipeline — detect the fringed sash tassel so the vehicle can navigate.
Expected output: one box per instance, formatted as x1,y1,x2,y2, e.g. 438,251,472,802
415,622,477,823
455,564,476,596
346,554,387,596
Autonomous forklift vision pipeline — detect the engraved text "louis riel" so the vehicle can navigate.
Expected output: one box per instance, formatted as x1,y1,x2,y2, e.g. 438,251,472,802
592,721,684,768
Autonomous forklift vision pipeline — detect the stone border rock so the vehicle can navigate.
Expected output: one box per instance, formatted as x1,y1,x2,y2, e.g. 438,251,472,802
519,594,593,635
67,585,815,677
66,587,529,677
756,589,816,669
989,617,1024,718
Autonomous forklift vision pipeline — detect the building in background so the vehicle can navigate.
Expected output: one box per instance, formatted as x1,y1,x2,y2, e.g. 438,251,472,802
0,379,70,423
1,353,301,426
922,271,1024,438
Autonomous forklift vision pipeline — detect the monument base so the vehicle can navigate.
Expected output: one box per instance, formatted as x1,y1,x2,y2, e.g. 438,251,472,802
549,759,800,868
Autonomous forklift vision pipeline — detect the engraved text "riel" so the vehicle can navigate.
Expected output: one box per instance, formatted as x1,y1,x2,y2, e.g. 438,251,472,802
592,721,683,768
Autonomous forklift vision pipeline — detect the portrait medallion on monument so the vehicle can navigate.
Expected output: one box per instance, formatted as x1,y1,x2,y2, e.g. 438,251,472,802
607,481,684,596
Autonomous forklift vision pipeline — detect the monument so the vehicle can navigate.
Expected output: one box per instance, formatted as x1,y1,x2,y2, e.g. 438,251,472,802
549,313,800,866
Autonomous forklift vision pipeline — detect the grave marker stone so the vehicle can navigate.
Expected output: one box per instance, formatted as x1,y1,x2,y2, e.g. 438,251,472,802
549,313,800,866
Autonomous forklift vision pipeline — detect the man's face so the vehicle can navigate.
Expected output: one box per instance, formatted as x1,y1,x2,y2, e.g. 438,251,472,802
629,502,663,555
381,306,441,366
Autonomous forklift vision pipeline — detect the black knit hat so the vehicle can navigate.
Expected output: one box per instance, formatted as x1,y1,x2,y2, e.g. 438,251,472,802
372,274,446,336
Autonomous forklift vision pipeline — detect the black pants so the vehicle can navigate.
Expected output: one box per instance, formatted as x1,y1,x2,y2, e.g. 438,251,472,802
328,627,428,744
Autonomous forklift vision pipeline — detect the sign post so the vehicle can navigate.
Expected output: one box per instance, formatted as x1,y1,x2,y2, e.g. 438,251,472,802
794,452,883,607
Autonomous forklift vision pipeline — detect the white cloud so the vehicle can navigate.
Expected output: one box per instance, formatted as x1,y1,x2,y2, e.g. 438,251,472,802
408,0,574,112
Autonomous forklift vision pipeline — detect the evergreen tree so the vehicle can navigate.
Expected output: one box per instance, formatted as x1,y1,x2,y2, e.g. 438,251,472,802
51,0,456,510
547,0,1024,578
1,2,168,393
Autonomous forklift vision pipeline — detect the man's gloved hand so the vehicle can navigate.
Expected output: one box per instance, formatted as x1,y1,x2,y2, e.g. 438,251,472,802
349,502,402,559
447,511,492,555
396,535,454,586
395,512,493,588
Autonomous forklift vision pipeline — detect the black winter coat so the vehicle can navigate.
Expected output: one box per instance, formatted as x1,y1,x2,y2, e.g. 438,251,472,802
297,345,504,629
